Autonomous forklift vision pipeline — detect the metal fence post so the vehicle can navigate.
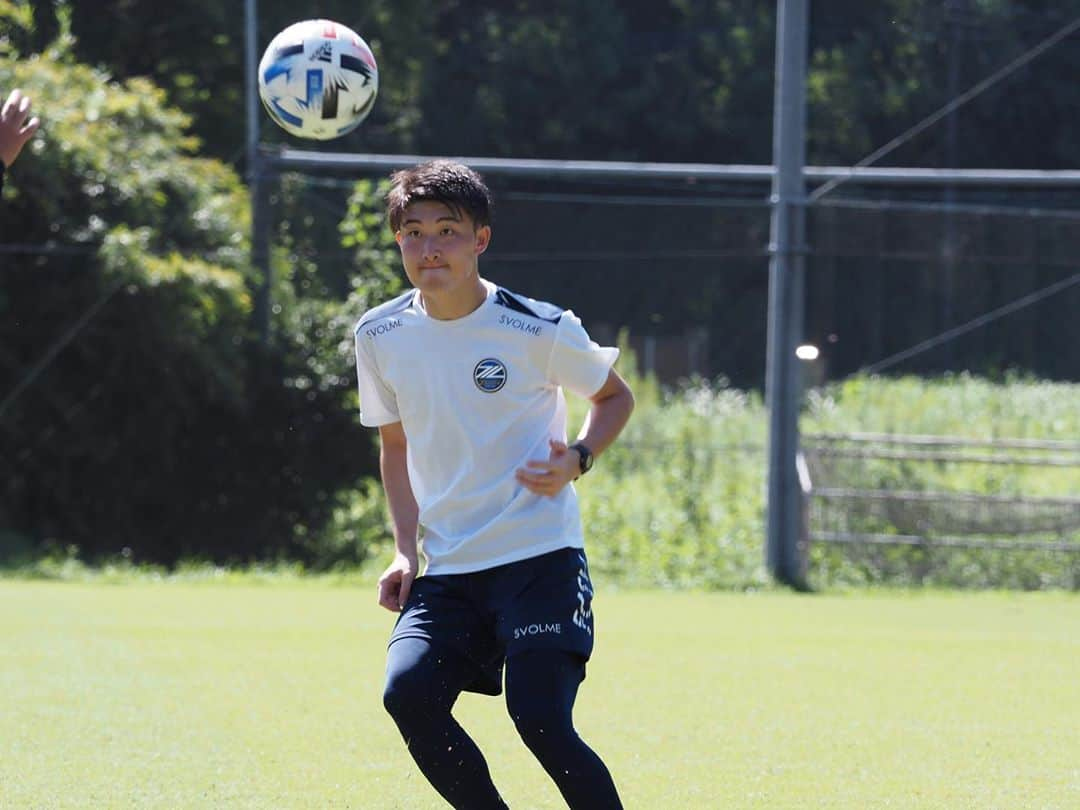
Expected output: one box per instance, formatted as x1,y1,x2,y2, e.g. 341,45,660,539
766,0,810,590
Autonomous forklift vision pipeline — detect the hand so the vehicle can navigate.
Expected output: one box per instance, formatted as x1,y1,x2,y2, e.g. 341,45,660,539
377,552,417,612
0,89,40,168
515,439,579,498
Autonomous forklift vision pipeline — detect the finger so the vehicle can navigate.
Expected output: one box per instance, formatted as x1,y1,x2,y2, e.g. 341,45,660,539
397,573,414,609
519,462,561,476
377,575,399,608
20,116,39,139
515,473,546,492
520,482,550,496
519,471,564,495
18,95,30,119
378,585,401,612
2,89,19,119
516,473,551,490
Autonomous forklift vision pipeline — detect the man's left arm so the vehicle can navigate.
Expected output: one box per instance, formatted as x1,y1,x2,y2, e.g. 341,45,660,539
515,368,634,496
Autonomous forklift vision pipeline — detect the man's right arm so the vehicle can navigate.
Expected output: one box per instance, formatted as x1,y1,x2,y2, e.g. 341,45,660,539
376,421,419,612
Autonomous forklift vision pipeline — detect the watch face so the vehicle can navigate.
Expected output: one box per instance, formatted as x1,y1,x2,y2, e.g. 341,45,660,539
574,444,593,473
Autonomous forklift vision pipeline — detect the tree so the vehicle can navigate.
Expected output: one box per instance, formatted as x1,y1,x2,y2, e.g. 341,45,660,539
63,0,427,162
0,36,378,565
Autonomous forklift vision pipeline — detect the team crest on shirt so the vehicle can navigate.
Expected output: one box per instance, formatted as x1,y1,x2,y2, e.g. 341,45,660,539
473,358,507,393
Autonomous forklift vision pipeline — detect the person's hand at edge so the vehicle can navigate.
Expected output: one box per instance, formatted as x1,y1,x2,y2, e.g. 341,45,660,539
0,88,41,168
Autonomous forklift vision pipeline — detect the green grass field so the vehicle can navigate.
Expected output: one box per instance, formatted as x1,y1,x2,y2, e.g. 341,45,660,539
2,581,1077,809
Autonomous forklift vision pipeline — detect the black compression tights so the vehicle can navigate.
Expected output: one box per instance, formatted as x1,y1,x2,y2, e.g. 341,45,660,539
383,638,623,810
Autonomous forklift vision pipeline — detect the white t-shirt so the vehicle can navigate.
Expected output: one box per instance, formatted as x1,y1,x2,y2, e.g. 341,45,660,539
354,280,618,575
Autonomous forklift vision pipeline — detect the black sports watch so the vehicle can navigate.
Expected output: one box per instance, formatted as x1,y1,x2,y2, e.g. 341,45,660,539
569,442,594,478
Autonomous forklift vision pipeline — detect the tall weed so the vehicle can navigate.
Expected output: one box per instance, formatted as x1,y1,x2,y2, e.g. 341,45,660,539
313,371,1080,590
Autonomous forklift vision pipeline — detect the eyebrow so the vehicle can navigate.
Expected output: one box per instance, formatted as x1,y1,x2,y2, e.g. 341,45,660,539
401,215,462,226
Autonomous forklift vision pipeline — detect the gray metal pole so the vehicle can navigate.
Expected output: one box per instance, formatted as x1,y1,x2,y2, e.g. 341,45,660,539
245,0,258,171
245,0,271,344
765,0,809,589
266,150,1080,187
943,0,968,371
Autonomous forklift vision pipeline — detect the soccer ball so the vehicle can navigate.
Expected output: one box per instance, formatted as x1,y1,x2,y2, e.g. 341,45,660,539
258,19,378,140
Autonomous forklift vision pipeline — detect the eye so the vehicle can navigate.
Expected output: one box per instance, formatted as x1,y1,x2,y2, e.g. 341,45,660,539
440,227,455,236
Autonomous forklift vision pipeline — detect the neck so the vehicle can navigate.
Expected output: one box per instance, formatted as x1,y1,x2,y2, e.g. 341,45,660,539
421,276,488,320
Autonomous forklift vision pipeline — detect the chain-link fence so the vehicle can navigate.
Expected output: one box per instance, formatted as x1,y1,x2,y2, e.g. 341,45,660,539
264,163,1080,390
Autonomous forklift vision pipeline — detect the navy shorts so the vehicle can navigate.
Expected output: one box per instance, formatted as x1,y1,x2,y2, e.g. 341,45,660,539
388,546,597,696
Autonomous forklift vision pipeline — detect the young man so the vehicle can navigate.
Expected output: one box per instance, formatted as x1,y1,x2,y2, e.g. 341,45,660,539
354,160,633,809
0,88,40,193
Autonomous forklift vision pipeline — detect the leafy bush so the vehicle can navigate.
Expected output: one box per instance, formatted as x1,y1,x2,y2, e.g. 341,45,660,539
334,345,1077,590
801,374,1080,589
0,47,380,566
573,365,772,590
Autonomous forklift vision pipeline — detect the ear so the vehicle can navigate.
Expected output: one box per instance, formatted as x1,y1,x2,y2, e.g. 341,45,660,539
474,225,492,256
394,230,403,246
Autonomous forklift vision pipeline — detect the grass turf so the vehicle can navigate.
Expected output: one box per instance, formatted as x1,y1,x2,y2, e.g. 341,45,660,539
1,581,1077,808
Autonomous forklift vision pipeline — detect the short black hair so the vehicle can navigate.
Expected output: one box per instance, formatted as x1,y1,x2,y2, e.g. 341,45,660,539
386,160,493,232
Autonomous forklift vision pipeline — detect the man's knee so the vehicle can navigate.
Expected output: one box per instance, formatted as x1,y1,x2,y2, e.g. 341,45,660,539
385,644,468,731
509,698,577,758
382,667,414,722
506,650,582,750
383,658,445,729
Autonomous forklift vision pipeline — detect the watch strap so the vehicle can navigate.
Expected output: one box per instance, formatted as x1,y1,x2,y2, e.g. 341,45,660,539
569,442,593,477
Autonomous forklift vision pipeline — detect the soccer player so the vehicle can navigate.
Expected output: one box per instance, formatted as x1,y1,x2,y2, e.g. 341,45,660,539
0,88,40,193
355,160,633,809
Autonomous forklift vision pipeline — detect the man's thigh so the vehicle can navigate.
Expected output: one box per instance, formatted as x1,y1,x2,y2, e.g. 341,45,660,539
388,574,504,695
494,547,596,662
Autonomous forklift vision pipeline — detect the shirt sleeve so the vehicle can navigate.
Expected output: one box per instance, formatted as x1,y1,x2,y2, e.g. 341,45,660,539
547,310,620,398
354,331,400,427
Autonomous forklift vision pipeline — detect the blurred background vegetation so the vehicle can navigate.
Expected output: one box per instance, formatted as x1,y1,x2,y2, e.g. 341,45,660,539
1,1,1077,584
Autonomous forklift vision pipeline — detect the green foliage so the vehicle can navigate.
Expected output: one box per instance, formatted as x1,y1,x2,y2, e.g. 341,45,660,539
60,0,430,162
802,374,1080,589
803,373,1080,501
0,0,35,58
338,177,403,310
579,370,1077,590
0,53,248,265
5,3,1079,583
0,49,376,566
807,0,1080,167
322,362,1076,591
805,373,1080,442
393,1,777,163
265,176,400,396
575,368,771,590
296,479,392,571
45,0,1080,170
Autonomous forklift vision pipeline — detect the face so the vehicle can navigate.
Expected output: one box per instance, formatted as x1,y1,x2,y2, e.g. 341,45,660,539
395,200,491,304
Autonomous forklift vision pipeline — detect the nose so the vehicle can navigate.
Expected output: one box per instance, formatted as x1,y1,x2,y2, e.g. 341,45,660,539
421,238,440,263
